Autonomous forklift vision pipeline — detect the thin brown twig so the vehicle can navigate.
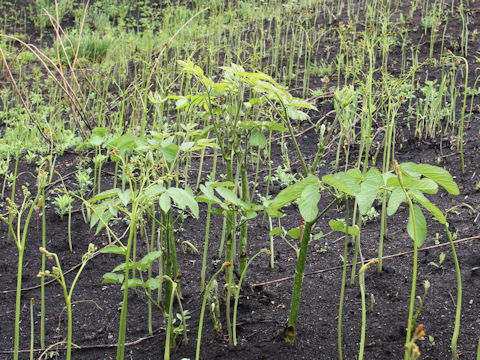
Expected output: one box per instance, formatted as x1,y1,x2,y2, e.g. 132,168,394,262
0,34,89,138
0,225,131,294
0,47,50,142
0,330,161,354
251,234,480,288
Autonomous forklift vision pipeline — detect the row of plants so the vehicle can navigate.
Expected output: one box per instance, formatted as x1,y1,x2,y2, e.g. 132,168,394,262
0,0,479,359
0,61,470,359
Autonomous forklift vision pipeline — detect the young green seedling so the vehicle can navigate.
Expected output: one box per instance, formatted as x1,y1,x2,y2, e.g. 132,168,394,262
37,243,97,360
54,193,74,251
388,161,459,359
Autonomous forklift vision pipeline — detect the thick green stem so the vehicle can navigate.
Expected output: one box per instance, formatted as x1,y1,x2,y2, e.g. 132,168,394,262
285,197,340,343
285,221,314,343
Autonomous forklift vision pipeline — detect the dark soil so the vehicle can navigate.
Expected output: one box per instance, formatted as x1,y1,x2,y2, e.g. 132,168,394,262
1,1,480,360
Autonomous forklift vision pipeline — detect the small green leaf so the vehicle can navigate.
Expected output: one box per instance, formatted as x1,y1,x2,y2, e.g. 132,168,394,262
357,180,380,215
123,278,145,290
143,184,165,199
387,176,438,194
118,189,131,206
102,272,124,284
387,188,406,216
207,181,235,188
89,188,120,203
89,127,108,147
298,184,320,222
409,189,446,225
269,227,284,236
286,227,301,239
215,187,243,207
250,130,267,148
143,278,161,290
322,172,360,196
159,192,171,213
162,143,179,163
329,219,360,236
269,175,320,210
100,245,126,255
414,164,459,195
347,168,364,182
167,187,199,218
407,204,427,247
139,251,162,266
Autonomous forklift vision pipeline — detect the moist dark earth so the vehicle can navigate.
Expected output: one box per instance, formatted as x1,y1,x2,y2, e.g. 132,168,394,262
1,1,480,359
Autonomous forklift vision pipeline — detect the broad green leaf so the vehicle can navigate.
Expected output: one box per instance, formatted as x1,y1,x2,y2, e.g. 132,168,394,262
210,208,224,215
89,127,108,147
159,192,171,213
286,107,309,121
357,181,380,215
399,162,420,178
102,272,124,284
365,167,383,186
112,260,136,272
250,130,267,148
409,189,446,225
88,188,120,203
387,176,438,194
100,245,126,255
123,278,145,290
180,141,195,152
387,187,406,216
357,168,383,214
143,184,165,199
289,98,318,111
322,172,360,196
207,181,235,188
298,184,320,222
93,208,115,235
108,134,140,156
329,219,360,236
269,175,320,210
118,189,131,206
175,98,188,108
143,278,161,290
167,187,199,218
139,251,162,266
197,184,221,204
414,164,459,195
265,207,284,218
242,211,259,221
407,204,427,247
162,143,179,163
215,187,243,207
287,227,301,239
347,168,364,182
269,227,284,236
